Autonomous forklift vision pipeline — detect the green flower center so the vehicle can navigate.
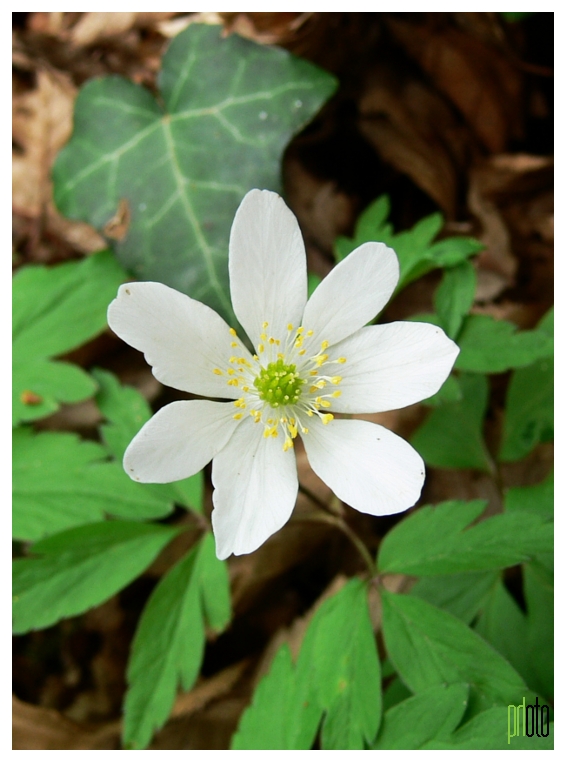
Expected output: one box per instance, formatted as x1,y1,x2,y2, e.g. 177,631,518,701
253,359,304,409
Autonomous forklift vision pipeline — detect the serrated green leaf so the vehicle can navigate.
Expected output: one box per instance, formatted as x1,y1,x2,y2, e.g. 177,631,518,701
524,564,553,699
373,683,468,749
381,591,529,715
232,645,299,750
301,579,381,750
505,471,553,520
335,195,482,292
434,260,476,339
411,570,499,623
93,368,203,512
423,706,553,750
411,373,492,471
456,314,553,374
13,428,174,541
12,250,126,425
13,521,179,634
53,24,337,322
378,500,552,576
123,536,228,750
499,311,553,461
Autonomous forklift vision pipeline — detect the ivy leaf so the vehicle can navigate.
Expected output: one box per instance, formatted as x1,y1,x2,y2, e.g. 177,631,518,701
334,194,482,291
13,428,174,541
123,534,230,749
12,521,179,634
434,260,476,339
93,368,203,512
372,683,468,749
455,314,553,374
12,251,126,425
53,24,337,322
381,591,530,715
499,309,553,461
411,373,492,471
378,500,552,576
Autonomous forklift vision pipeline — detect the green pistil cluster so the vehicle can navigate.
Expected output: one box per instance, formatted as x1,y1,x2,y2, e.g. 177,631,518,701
253,359,304,409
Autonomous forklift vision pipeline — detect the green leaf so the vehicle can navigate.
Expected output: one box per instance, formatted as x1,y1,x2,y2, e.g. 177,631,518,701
13,428,175,541
434,260,476,339
423,706,553,750
232,645,300,750
123,533,230,749
505,471,553,521
411,373,492,471
335,195,482,291
301,579,382,750
523,563,553,699
372,683,468,749
53,24,337,322
12,251,126,425
93,368,203,512
499,310,553,461
455,314,553,374
381,591,529,714
12,521,179,633
421,373,462,406
411,571,499,624
378,500,552,576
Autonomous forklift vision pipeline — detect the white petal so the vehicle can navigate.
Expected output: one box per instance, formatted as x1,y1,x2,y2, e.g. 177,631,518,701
302,418,424,516
211,416,298,559
108,282,251,399
301,242,399,346
229,190,307,348
124,400,240,483
330,322,460,413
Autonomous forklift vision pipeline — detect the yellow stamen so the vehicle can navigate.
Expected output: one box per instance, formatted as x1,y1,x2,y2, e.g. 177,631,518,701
229,328,237,336
213,368,223,375
321,414,334,424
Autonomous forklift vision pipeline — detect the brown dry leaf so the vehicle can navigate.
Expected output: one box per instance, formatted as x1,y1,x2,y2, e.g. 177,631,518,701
388,16,523,153
358,62,469,217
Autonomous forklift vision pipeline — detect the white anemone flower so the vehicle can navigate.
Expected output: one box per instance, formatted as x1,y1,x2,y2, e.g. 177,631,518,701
108,189,459,560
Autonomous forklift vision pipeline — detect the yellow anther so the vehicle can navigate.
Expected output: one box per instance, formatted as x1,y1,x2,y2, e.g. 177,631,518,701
306,329,314,336
298,349,306,355
331,376,342,384
253,354,259,361
287,323,294,331
227,379,239,387
289,424,298,438
229,356,237,363
229,328,237,336
337,357,347,364
332,390,342,398
227,368,235,375
306,411,314,417
269,337,276,345
321,414,334,424
271,428,278,438
320,399,331,408
234,398,246,408
321,340,329,350
277,352,285,359
231,341,239,348
213,368,223,375
296,327,304,334
260,332,267,341
233,413,243,420
242,385,250,392
302,427,309,435
262,321,269,329
283,437,294,452
258,344,265,353
309,370,318,376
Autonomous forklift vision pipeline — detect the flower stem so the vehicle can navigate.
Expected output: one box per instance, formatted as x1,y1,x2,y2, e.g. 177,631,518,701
298,507,377,578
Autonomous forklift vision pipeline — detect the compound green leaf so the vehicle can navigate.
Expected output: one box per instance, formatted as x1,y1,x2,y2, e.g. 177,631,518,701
53,24,337,322
335,194,482,292
504,471,553,521
12,250,126,425
499,309,554,461
13,428,175,541
456,314,553,374
372,683,468,749
378,500,552,576
411,570,499,624
12,521,179,633
411,373,492,471
381,591,529,715
93,368,203,512
523,563,553,699
124,534,229,750
434,260,477,339
423,706,553,750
